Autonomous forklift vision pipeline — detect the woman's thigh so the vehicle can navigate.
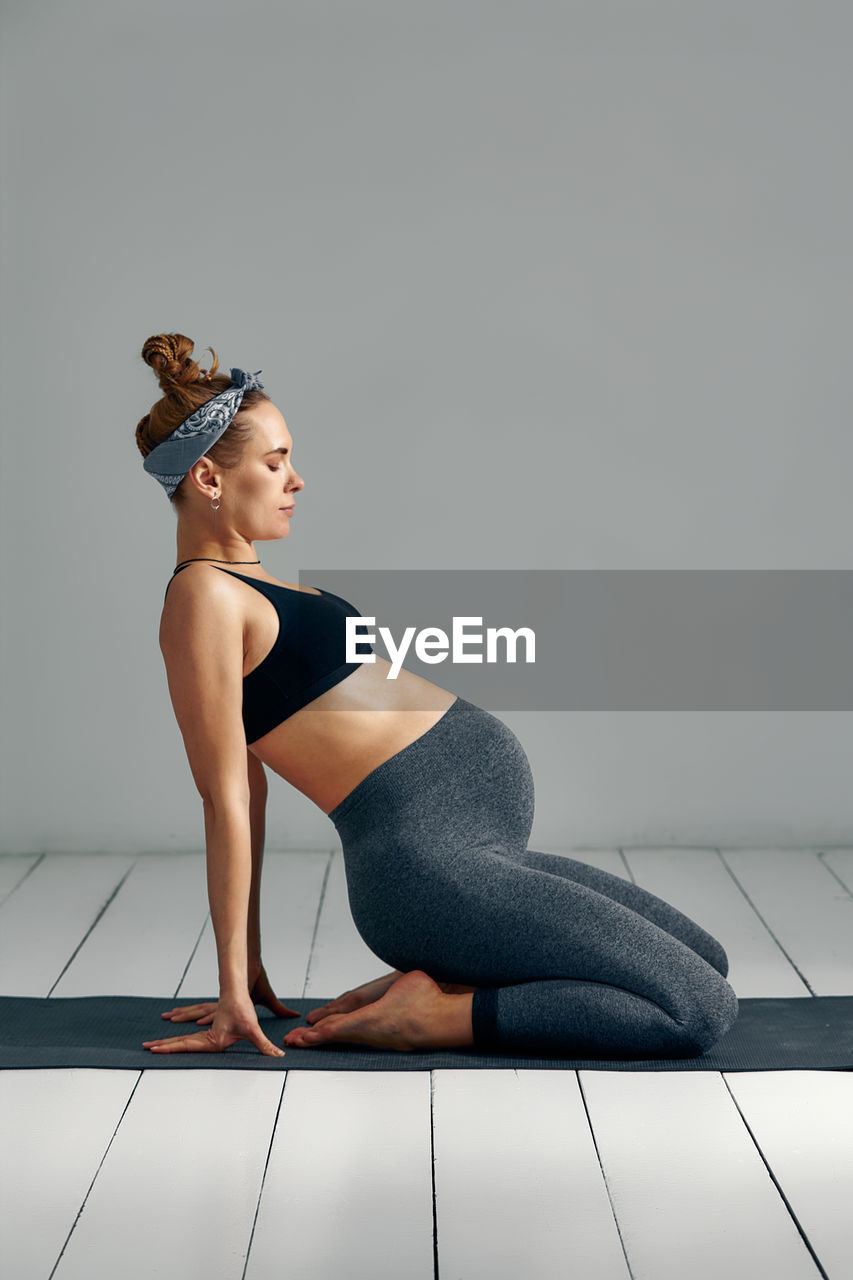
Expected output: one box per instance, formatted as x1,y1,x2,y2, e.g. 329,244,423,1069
517,848,729,977
351,845,731,1029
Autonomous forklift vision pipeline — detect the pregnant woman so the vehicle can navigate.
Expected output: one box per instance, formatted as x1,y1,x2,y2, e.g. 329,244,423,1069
136,333,738,1061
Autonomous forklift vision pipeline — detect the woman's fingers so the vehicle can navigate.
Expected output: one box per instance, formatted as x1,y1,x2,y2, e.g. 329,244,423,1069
143,1030,223,1053
260,996,303,1019
150,985,298,1054
250,970,302,1020
160,1002,218,1023
255,984,303,1018
248,1029,287,1058
143,1029,284,1056
144,1011,286,1058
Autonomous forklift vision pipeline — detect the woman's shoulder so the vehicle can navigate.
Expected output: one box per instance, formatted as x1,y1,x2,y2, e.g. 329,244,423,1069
159,563,246,646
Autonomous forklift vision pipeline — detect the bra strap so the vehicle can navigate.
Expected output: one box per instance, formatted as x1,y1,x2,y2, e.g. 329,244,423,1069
163,560,195,602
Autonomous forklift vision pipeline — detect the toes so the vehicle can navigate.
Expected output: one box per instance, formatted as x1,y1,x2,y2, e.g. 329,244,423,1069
307,1000,352,1023
285,1030,320,1047
306,1004,338,1023
286,1016,348,1047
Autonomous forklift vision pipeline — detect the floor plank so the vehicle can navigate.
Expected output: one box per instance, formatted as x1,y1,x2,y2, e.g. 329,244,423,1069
52,853,208,997
43,851,331,999
178,851,331,1000
722,848,853,995
1,848,848,1280
0,1069,137,1280
725,1070,853,1280
0,854,42,907
820,847,853,895
579,1071,823,1280
246,1072,434,1280
52,1070,283,1280
624,847,810,997
432,1069,629,1280
0,854,136,996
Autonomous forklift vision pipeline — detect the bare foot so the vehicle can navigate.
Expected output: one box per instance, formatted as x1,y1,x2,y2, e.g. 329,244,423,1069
283,970,475,1052
305,970,402,1024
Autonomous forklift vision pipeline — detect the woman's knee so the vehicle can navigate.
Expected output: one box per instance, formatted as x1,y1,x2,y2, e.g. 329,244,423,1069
703,935,730,979
675,974,739,1055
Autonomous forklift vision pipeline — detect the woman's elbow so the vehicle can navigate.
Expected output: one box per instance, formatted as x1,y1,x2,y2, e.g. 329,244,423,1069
199,787,252,817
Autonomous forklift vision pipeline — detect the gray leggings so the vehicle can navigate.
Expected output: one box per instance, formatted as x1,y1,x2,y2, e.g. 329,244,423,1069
328,696,739,1058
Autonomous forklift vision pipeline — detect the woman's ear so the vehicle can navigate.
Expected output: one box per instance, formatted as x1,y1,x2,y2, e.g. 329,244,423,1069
186,455,221,498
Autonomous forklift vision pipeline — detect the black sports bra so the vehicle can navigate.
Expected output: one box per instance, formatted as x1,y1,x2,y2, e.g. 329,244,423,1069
165,563,374,743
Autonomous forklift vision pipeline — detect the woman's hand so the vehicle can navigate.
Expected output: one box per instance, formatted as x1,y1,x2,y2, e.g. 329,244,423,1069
144,991,286,1057
159,999,219,1027
157,964,302,1030
247,963,303,1020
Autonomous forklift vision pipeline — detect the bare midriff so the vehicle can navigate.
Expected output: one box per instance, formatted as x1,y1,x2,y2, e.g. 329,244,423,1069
248,659,458,815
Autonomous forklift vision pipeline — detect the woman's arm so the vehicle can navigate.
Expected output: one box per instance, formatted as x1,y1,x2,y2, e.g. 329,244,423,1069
159,571,255,997
143,571,296,1055
246,748,268,975
200,792,252,995
159,755,299,1023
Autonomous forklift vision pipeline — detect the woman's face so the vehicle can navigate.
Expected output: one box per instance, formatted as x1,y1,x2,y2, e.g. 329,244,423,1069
222,399,305,541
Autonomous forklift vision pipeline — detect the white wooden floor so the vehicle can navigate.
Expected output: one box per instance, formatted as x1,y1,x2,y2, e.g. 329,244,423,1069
1,845,851,1280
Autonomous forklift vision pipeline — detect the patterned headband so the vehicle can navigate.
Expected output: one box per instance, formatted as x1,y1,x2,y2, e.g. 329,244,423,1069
143,366,265,499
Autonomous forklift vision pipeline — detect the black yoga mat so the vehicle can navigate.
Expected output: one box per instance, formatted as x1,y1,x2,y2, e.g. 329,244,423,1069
1,994,852,1071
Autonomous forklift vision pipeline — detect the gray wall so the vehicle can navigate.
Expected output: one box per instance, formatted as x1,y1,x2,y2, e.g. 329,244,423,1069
2,0,852,854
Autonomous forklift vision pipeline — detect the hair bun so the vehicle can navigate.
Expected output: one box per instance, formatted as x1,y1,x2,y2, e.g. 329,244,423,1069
141,333,219,392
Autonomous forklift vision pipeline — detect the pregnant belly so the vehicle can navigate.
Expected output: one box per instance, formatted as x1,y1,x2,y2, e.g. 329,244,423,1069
249,659,458,814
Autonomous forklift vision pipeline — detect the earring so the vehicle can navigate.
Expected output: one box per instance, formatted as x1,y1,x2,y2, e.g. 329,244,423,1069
211,492,221,531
